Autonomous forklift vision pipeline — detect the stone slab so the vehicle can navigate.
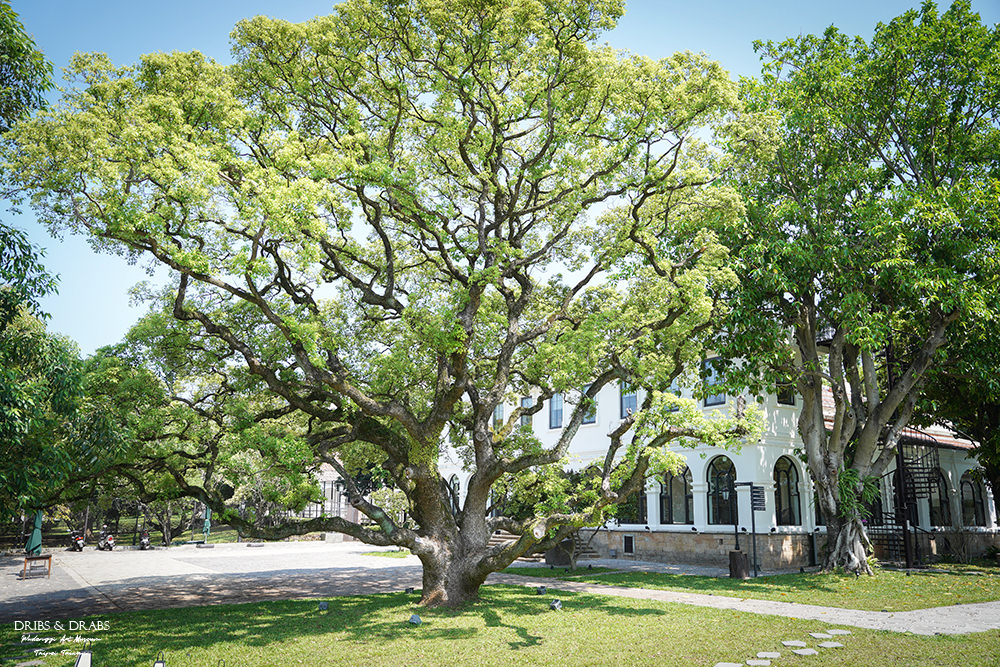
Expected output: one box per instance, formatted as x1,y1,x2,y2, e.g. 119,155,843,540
809,632,833,638
826,629,852,635
792,648,819,656
757,652,781,659
713,663,744,667
818,641,844,648
781,640,807,647
746,660,771,666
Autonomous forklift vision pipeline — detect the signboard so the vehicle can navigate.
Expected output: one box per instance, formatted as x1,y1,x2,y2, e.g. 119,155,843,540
751,485,766,512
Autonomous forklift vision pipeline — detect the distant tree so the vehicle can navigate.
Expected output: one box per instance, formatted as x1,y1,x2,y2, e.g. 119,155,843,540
723,1,1000,573
0,0,51,134
0,308,82,519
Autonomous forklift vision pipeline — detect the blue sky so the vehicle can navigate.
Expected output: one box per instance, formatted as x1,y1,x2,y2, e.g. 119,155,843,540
7,0,999,355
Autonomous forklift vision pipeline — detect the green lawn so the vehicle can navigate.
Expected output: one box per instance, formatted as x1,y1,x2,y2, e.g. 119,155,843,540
503,565,1000,612
363,548,412,558
2,587,998,666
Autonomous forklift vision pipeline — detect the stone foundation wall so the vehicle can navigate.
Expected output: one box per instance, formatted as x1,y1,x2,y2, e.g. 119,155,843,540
586,529,823,570
587,528,1000,569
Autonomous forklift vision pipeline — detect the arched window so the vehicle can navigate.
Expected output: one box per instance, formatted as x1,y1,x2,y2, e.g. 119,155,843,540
707,456,737,525
449,475,461,516
659,467,693,524
928,471,952,527
617,483,647,524
773,456,801,526
961,472,986,527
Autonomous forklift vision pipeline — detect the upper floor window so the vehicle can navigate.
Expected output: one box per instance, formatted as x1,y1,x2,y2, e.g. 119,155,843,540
549,392,563,429
582,384,597,424
492,404,504,431
620,382,637,419
703,358,726,407
776,383,796,406
520,396,533,428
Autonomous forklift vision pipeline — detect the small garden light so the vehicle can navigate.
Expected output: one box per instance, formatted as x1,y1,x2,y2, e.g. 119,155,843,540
549,599,562,611
154,652,166,667
74,643,92,667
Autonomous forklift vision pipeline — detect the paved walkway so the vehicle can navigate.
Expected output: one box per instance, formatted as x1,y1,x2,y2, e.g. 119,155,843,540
3,545,999,636
493,571,1000,636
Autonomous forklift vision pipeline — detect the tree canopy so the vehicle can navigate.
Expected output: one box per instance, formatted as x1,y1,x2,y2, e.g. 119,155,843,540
5,0,765,604
721,0,1000,572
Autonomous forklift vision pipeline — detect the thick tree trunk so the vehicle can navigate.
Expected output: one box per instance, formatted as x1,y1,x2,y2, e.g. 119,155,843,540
417,544,490,607
812,466,874,575
823,515,873,574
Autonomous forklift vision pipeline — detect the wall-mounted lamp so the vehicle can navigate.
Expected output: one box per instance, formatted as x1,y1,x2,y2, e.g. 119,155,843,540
770,527,776,533
691,527,697,533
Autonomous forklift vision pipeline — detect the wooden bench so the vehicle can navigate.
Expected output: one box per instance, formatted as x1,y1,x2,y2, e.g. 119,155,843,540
22,554,52,579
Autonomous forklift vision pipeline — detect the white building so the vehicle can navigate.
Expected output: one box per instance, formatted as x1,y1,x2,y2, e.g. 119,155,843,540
439,361,999,569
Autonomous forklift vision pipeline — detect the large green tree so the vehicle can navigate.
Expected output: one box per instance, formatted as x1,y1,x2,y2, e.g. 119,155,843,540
917,319,1000,520
6,0,765,605
722,1,1000,573
0,0,51,134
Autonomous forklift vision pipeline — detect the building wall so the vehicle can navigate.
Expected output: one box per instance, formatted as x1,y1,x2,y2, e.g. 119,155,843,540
439,380,1000,566
585,528,822,570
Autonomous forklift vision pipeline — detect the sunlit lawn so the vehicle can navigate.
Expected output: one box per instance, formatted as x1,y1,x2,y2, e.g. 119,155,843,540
363,548,412,558
2,586,998,666
504,564,1000,612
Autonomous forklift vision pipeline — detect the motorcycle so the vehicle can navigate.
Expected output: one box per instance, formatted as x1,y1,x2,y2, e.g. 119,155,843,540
96,525,115,551
138,529,151,550
69,530,85,552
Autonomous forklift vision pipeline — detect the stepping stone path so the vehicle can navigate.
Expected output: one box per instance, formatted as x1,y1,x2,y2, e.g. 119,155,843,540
718,630,851,665
712,628,855,666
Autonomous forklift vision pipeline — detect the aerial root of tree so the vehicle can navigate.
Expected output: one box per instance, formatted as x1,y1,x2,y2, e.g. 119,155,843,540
824,518,873,576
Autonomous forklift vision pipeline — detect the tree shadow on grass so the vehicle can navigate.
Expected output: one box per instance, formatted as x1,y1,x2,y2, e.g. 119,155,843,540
0,586,668,665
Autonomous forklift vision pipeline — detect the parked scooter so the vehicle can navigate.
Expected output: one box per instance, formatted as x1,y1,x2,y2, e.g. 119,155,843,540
69,530,85,552
138,529,151,550
96,525,115,551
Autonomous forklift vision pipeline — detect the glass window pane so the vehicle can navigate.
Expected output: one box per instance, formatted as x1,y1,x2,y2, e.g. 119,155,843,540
520,396,533,428
620,382,637,419
549,392,563,429
582,384,596,424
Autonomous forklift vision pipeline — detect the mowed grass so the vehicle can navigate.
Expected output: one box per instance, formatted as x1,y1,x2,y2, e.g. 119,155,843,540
363,548,412,558
2,586,999,667
503,565,1000,612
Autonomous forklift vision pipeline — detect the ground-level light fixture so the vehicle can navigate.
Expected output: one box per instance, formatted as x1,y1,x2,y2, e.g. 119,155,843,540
549,599,562,611
74,644,92,667
154,652,166,667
